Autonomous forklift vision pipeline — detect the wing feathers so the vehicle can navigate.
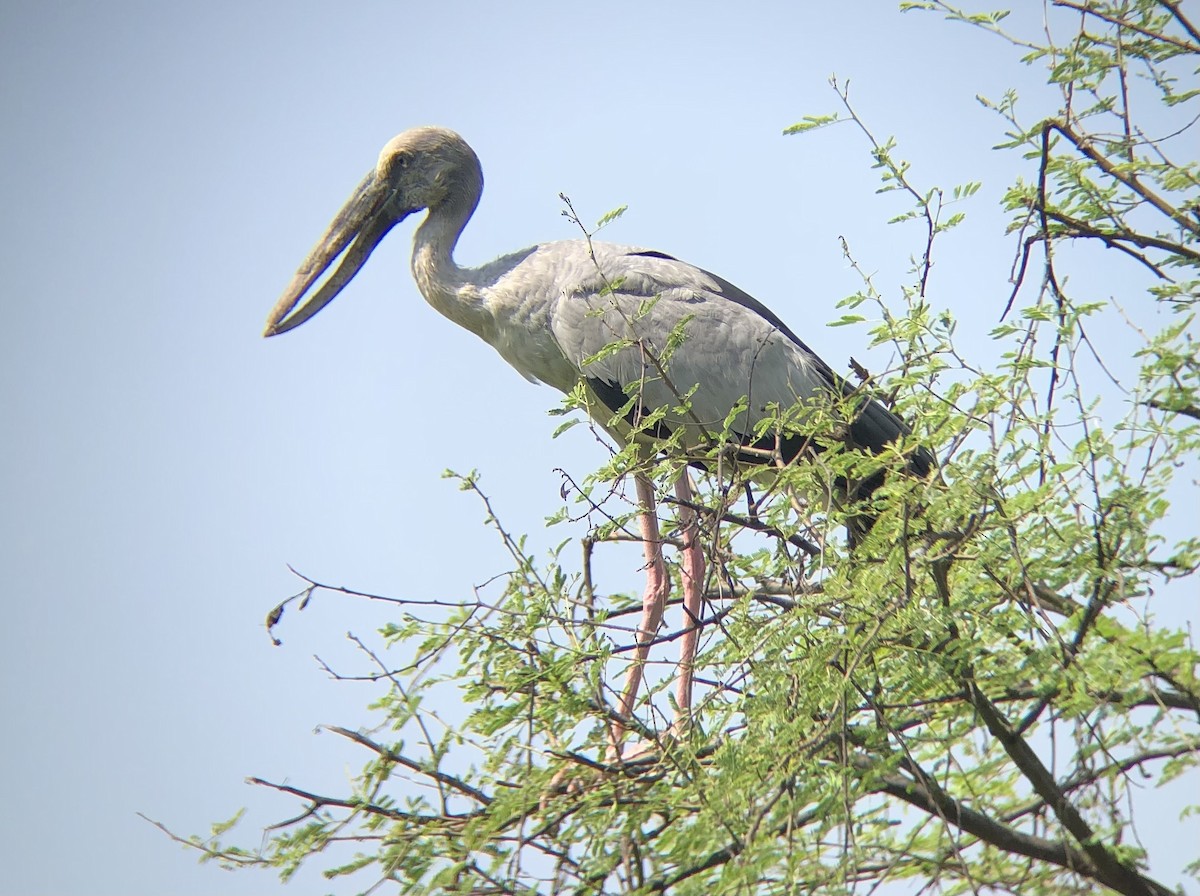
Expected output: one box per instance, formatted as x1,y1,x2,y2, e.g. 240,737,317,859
545,243,932,479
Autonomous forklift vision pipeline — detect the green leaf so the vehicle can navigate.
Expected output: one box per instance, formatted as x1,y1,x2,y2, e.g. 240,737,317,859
783,113,841,135
595,204,628,229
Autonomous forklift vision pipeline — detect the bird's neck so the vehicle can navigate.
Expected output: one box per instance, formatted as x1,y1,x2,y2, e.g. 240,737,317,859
411,199,488,338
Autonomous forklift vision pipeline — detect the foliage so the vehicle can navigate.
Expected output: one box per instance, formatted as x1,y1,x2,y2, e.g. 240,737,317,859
179,3,1198,894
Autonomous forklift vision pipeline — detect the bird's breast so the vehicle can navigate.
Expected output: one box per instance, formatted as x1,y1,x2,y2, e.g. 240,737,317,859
480,291,578,392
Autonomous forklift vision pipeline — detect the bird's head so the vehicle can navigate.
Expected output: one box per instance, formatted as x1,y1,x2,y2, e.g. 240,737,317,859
263,126,482,337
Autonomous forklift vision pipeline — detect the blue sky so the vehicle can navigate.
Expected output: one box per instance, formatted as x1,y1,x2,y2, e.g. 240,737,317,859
1,2,1194,894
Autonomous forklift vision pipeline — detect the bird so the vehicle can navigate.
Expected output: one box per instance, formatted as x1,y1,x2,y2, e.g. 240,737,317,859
264,126,933,755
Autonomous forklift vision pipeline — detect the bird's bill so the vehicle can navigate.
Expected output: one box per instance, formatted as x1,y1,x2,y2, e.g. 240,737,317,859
263,170,408,336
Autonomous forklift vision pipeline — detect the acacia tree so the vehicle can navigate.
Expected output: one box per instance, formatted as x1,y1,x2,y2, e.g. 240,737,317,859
177,3,1198,893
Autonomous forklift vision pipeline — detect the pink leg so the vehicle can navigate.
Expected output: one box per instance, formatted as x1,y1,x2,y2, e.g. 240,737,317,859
672,472,705,722
612,474,670,754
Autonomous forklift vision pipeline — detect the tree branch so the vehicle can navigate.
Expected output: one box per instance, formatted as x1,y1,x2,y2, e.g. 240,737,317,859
1046,121,1200,240
324,726,494,807
961,685,1175,896
1052,0,1200,53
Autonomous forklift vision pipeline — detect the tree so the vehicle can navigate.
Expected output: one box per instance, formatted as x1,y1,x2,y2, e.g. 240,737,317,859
174,3,1198,893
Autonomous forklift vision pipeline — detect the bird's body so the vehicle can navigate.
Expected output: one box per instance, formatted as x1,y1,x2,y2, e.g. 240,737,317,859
415,232,930,483
265,126,931,755
417,236,831,441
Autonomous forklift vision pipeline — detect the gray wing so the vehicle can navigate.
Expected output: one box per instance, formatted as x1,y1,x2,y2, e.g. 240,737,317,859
550,246,931,473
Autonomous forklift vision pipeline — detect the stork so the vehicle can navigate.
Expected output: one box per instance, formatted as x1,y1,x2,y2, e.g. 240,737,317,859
264,126,932,755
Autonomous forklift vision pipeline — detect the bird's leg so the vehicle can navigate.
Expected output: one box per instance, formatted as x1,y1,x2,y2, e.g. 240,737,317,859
610,474,670,757
672,471,704,727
